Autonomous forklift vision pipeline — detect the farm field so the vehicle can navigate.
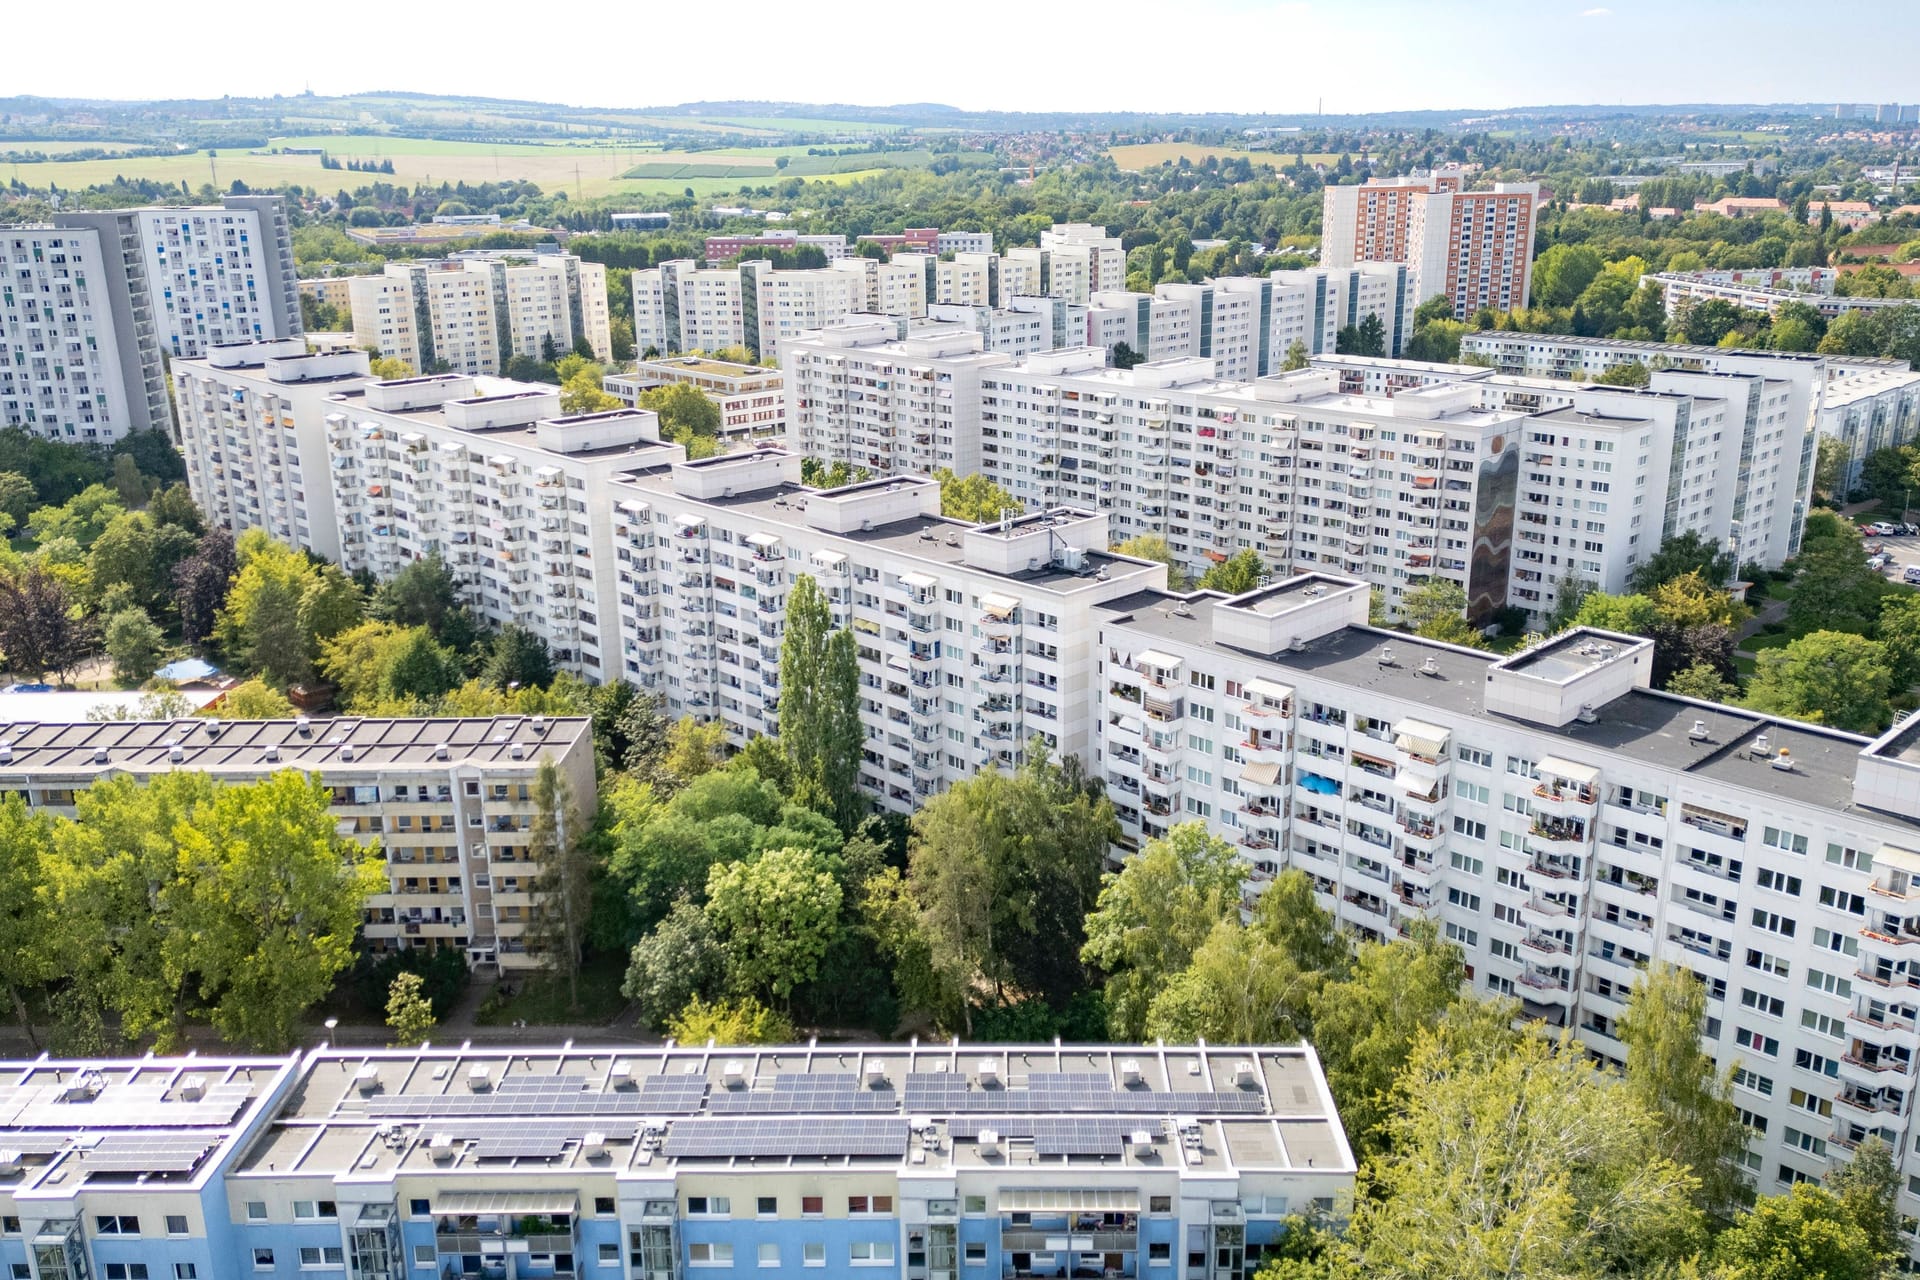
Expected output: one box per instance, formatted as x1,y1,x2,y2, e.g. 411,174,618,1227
2,133,923,199
1108,142,1338,169
0,138,157,156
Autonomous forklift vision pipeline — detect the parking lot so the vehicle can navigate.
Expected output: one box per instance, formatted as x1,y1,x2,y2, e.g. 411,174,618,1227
1856,520,1920,584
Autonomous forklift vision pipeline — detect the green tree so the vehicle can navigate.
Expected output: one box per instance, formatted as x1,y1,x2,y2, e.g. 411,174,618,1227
560,365,622,414
528,759,594,1011
0,472,35,529
1632,530,1734,592
1827,1136,1902,1272
1082,822,1245,1039
1814,435,1852,500
1665,663,1739,702
776,574,863,829
0,566,91,682
1199,548,1266,595
662,717,728,784
818,629,865,831
1342,999,1705,1279
370,552,463,639
28,483,124,549
171,772,385,1050
1747,630,1894,733
368,356,413,380
385,628,458,701
1533,242,1607,308
622,895,727,1028
1113,533,1191,590
705,846,844,1004
217,678,295,718
934,467,1022,523
667,993,795,1046
0,795,57,1045
385,971,436,1046
639,382,723,440
1399,578,1467,630
1280,339,1310,371
485,624,554,690
318,621,413,710
1593,360,1652,387
217,533,318,686
104,606,165,685
1708,1184,1880,1280
1618,961,1750,1225
1309,919,1466,1157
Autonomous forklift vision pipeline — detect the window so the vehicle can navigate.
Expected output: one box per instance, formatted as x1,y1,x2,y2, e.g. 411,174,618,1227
166,1216,188,1236
1453,816,1487,840
965,1243,988,1264
1456,745,1492,768
245,1202,268,1222
1795,1048,1840,1077
1731,1067,1773,1096
1,1219,16,1235
1827,843,1873,871
1819,887,1865,916
103,1269,150,1280
1806,968,1852,999
1149,1196,1173,1215
298,1248,344,1269
804,1244,826,1268
757,1197,777,1217
1763,826,1808,855
1745,949,1789,978
595,1197,616,1217
1150,1243,1173,1264
177,1267,199,1280
802,1195,824,1216
97,1216,140,1235
1814,927,1859,958
848,1196,892,1214
1801,1010,1845,1040
1739,988,1784,1018
599,1244,620,1265
13,1267,29,1280
1755,869,1801,896
850,1243,895,1265
759,1244,780,1268
413,1246,436,1268
1750,909,1795,938
1734,1026,1779,1057
686,1197,730,1217
690,1244,734,1265
963,1195,986,1214
293,1201,337,1221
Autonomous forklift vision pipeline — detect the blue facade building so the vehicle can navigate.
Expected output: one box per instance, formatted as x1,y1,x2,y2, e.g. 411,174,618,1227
0,1043,1352,1280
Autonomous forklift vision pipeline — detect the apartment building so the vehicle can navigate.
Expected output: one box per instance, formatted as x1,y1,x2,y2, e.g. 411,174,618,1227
0,713,595,971
831,254,933,319
1823,365,1920,495
299,275,356,313
0,1041,1350,1280
926,299,1076,359
1091,570,1920,1240
173,338,375,560
1035,223,1127,298
135,195,303,358
703,231,850,264
0,218,170,441
1322,177,1539,318
606,451,1167,809
351,251,612,376
606,357,786,446
1266,265,1413,360
1654,267,1914,321
633,261,863,365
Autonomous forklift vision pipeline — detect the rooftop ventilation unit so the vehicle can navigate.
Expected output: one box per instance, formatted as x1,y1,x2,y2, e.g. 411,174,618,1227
580,1131,608,1160
1120,1059,1142,1086
509,743,525,760
1233,1061,1257,1088
428,1134,456,1162
434,743,450,761
295,716,312,735
354,1065,381,1094
1378,648,1395,667
1420,655,1440,677
262,743,279,763
168,743,185,764
609,1061,632,1087
1753,732,1771,759
178,1075,207,1102
977,1058,1000,1087
722,1060,746,1090
1689,719,1709,741
865,1061,889,1089
531,715,548,734
978,1128,1001,1151
204,718,222,737
1772,748,1795,772
340,744,356,762
466,1065,491,1092
92,746,109,765
1575,703,1598,724
0,1151,21,1176
1130,1130,1155,1158
0,744,12,765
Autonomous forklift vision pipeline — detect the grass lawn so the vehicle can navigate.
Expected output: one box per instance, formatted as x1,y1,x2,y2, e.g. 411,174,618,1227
1485,633,1530,654
475,954,629,1027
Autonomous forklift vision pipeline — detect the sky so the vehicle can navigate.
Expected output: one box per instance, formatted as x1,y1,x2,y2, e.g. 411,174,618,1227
14,0,1916,116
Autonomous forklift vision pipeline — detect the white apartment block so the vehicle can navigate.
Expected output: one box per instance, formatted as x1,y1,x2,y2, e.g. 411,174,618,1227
785,321,1013,475
351,251,611,376
935,229,994,254
605,451,1168,811
137,195,302,359
829,253,931,318
1037,223,1127,298
935,252,998,307
632,260,863,365
927,298,1077,358
1092,571,1920,1239
0,713,595,972
0,216,170,441
1655,269,1915,321
1824,366,1920,495
1267,265,1413,359
605,356,786,446
173,338,374,561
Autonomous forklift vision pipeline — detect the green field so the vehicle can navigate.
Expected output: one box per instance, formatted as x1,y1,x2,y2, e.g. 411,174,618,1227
1,132,919,199
1,138,156,157
1108,142,1337,170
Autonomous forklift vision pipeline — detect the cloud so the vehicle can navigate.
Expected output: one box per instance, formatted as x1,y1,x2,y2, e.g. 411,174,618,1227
1581,5,1611,13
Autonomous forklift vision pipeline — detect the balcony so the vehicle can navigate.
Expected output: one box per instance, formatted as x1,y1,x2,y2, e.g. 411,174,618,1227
1529,818,1588,844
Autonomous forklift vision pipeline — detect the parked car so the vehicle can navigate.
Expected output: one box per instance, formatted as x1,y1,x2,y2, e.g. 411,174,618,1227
1869,521,1898,535
1870,554,1891,570
1904,565,1920,585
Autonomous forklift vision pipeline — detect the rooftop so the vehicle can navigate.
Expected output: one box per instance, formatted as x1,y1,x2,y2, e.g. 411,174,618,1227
628,356,777,381
0,715,591,776
236,1043,1349,1179
1098,592,1898,827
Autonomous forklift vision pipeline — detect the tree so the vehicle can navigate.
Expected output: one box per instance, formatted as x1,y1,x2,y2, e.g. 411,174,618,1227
0,566,90,682
0,472,35,529
217,679,295,718
622,895,727,1028
1342,999,1706,1279
171,772,385,1050
1309,919,1466,1156
934,467,1021,523
28,483,123,549
485,624,554,690
1708,1184,1880,1280
1113,534,1191,590
801,458,870,490
385,629,458,701
1790,537,1890,639
217,534,319,686
777,574,862,828
1665,663,1738,702
1533,242,1607,308
528,759,593,1010
1399,578,1467,631
560,365,622,414
1593,360,1652,387
1814,435,1852,501
1828,1137,1902,1272
667,993,794,1046
297,563,365,651
0,795,56,1046
1548,570,1592,631
371,552,462,639
1280,339,1310,371
705,846,844,1003
1617,961,1749,1225
661,716,728,784
174,528,236,648
368,356,413,380
1747,630,1894,733
1632,530,1734,592
1109,341,1145,369
318,621,411,709
1081,822,1245,1039
104,606,165,685
1199,548,1266,595
385,971,436,1047
639,383,722,440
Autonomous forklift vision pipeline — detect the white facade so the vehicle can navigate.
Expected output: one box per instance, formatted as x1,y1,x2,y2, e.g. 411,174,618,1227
1656,268,1917,321
351,251,611,375
1094,574,1920,1236
633,260,864,365
605,356,786,446
173,338,374,561
137,195,302,359
0,218,169,441
1038,223,1127,297
1823,366,1920,495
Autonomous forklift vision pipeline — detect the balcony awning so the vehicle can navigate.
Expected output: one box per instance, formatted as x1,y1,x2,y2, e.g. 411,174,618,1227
434,1192,578,1215
674,513,706,528
1399,766,1440,797
900,572,937,590
744,532,780,548
1392,719,1450,758
812,550,847,568
1537,756,1600,786
981,593,1019,620
1875,845,1920,876
1244,678,1293,704
999,1188,1139,1213
1136,650,1181,671
1240,760,1282,787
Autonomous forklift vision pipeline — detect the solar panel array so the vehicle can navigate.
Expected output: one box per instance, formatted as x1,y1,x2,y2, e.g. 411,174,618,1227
0,1081,253,1129
367,1089,648,1120
661,1118,908,1159
708,1074,896,1115
78,1134,220,1174
944,1116,1037,1139
636,1075,707,1114
903,1072,1262,1116
1031,1118,1148,1157
0,1133,79,1154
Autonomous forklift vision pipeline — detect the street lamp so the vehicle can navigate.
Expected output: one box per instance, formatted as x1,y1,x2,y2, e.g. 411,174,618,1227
324,1017,338,1048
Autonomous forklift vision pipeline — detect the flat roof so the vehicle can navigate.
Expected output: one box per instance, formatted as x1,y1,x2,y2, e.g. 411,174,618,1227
1098,592,1894,827
629,357,776,379
0,715,590,776
234,1043,1349,1179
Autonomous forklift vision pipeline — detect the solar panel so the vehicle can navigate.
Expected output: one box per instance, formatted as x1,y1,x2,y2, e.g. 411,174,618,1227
902,1072,1261,1117
636,1075,708,1114
78,1133,221,1174
944,1116,1035,1139
0,1133,75,1154
661,1118,907,1158
367,1091,647,1119
459,1120,637,1159
1031,1117,1139,1157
